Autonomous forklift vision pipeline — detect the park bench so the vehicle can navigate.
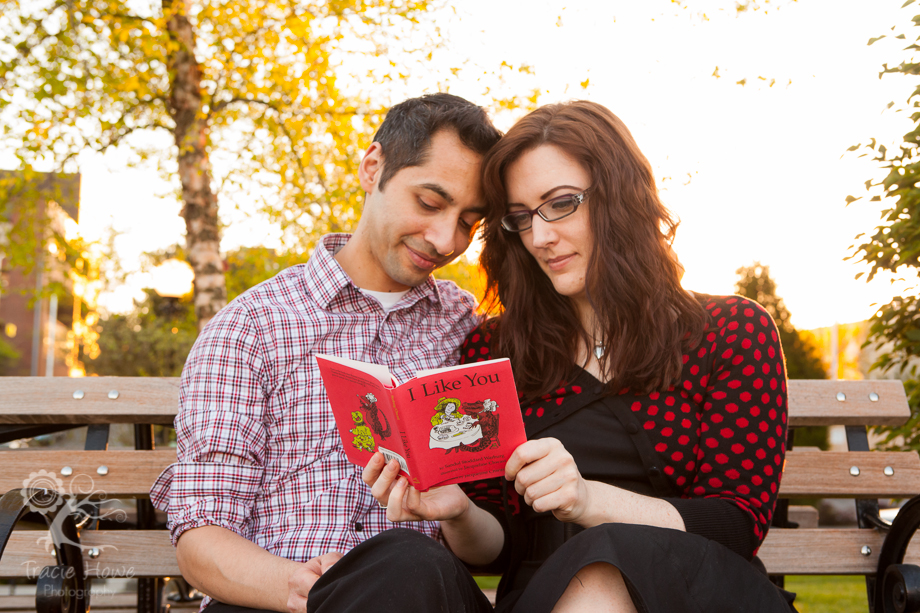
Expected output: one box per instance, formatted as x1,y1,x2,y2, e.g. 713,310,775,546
1,377,920,612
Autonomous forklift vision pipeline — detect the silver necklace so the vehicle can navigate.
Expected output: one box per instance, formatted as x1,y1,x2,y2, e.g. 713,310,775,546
594,342,604,360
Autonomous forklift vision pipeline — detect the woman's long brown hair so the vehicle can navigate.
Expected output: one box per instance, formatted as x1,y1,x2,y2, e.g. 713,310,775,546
479,101,708,401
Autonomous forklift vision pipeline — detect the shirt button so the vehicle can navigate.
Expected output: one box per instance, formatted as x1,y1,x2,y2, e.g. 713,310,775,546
593,386,604,395
647,467,661,478
626,423,639,435
354,522,364,532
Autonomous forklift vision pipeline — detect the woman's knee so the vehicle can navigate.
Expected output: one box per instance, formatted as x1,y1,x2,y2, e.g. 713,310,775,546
553,562,638,613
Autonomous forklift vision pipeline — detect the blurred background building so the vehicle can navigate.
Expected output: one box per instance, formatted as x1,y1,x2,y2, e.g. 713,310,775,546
0,171,81,376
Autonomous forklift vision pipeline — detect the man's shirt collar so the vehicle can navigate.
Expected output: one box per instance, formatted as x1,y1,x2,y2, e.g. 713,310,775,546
305,233,443,310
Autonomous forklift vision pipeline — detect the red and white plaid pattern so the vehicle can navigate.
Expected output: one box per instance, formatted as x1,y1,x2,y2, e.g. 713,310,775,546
151,233,479,564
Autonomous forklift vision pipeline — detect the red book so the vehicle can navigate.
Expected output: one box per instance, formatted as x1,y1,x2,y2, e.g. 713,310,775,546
316,354,527,491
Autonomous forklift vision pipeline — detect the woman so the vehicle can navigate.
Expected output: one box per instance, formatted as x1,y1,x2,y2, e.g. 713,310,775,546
363,101,794,612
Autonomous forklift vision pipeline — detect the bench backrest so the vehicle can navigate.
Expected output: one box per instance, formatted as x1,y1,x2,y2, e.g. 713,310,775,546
0,377,917,578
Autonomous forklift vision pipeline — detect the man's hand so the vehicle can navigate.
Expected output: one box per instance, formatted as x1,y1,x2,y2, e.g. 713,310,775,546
361,452,470,522
286,552,343,613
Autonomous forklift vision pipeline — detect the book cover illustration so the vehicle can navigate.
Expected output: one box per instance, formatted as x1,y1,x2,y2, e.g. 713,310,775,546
315,354,526,490
429,398,500,453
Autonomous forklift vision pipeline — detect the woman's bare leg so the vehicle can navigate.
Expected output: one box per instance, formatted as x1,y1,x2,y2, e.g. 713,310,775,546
551,562,638,613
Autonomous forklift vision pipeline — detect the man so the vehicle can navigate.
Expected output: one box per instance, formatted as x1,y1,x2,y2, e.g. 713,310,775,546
150,93,502,613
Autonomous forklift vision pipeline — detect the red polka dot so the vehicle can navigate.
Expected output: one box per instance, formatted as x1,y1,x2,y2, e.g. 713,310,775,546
648,405,659,416
536,407,544,417
742,338,752,349
655,442,667,452
644,421,655,430
726,469,740,480
716,453,729,464
662,427,674,437
665,396,676,406
747,433,759,444
664,412,675,422
631,401,642,412
472,334,481,343
720,428,734,438
467,349,475,357
760,316,769,327
742,459,754,470
678,435,689,445
756,449,766,459
664,465,675,475
525,408,532,416
732,443,745,454
480,346,489,354
709,478,723,488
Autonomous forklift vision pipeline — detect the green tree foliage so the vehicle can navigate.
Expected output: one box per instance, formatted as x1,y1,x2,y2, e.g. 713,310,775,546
735,262,828,380
848,5,920,450
84,288,196,376
735,262,828,448
0,0,440,330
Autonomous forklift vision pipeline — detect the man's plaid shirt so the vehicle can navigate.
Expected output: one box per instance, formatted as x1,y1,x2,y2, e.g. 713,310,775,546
151,233,479,563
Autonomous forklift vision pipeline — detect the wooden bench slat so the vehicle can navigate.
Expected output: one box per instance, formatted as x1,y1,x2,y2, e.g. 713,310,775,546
0,531,179,578
3,526,916,578
0,378,909,427
0,450,177,497
760,529,885,574
779,450,920,497
0,378,178,425
787,380,909,426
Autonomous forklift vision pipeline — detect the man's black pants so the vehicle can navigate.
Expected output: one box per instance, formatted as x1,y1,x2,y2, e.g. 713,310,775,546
205,528,493,613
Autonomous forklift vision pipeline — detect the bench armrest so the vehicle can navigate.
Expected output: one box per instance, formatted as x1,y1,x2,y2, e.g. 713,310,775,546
0,489,88,613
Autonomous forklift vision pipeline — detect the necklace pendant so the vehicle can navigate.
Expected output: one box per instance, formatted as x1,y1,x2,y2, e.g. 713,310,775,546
594,344,604,360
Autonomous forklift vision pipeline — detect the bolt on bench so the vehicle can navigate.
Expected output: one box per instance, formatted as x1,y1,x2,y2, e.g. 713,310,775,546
1,378,920,613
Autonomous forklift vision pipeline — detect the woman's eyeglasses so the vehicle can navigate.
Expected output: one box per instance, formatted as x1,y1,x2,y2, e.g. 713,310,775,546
500,189,589,233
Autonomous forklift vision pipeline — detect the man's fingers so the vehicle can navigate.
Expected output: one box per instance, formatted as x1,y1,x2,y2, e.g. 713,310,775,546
386,476,411,519
361,452,386,485
318,551,343,574
370,458,402,504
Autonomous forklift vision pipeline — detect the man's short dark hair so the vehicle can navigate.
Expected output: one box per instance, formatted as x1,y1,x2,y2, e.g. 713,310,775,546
372,93,502,191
